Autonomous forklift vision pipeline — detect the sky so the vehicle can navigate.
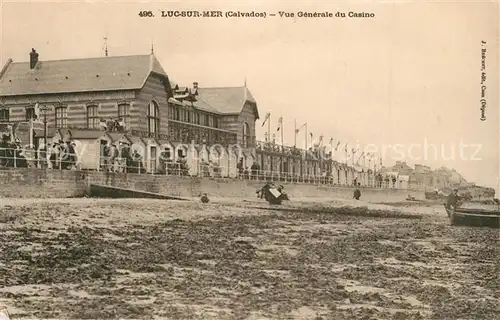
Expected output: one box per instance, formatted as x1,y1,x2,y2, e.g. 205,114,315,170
0,0,499,192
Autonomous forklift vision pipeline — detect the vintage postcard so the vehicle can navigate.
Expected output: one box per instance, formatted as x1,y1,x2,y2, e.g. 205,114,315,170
0,0,498,319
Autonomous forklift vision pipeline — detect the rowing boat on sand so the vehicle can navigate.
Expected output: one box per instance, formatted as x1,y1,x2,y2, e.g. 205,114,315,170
444,205,500,228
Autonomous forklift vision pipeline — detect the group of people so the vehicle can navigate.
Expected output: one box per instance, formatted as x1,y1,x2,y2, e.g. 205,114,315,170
99,118,126,132
0,134,28,168
46,140,78,169
0,134,79,170
237,158,262,179
158,149,190,176
101,142,146,173
199,158,221,178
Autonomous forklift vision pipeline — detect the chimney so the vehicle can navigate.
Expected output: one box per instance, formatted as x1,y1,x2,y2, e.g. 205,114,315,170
193,82,198,89
29,48,39,69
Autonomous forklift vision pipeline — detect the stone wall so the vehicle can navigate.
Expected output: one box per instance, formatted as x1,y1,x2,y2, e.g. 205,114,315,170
0,168,425,202
0,168,87,198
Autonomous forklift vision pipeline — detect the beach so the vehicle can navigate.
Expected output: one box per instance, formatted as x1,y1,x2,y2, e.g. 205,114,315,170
0,197,498,319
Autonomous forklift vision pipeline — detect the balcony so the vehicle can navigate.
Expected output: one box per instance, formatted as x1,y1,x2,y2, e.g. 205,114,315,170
167,120,237,146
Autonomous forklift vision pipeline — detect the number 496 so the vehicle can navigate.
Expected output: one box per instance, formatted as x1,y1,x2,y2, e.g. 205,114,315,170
139,11,153,17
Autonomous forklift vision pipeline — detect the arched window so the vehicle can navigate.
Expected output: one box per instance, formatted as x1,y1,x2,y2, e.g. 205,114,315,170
242,122,250,147
148,101,159,137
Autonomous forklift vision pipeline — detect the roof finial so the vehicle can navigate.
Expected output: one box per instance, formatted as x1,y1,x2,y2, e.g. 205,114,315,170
103,37,108,57
244,76,247,87
151,40,154,55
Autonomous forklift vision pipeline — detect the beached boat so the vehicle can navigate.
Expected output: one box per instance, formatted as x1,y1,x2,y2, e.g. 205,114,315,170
444,205,500,228
257,184,289,205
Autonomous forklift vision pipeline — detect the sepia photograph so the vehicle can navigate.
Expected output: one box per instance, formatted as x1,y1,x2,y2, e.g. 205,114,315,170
0,0,498,319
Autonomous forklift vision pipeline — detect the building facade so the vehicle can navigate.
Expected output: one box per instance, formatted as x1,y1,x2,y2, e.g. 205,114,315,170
0,49,259,152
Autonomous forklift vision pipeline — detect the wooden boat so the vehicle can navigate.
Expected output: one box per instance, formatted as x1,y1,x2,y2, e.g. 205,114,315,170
444,205,500,228
257,184,289,205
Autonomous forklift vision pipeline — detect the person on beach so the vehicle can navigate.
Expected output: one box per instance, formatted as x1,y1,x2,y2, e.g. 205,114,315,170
353,185,361,200
446,188,461,209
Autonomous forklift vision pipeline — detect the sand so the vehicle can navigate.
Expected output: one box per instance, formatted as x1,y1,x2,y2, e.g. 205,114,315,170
0,197,498,319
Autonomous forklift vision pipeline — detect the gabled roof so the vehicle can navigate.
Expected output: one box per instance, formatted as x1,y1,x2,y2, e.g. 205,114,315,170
0,54,169,96
195,144,209,153
171,141,188,150
126,135,147,146
33,127,58,138
107,132,132,144
197,86,259,118
157,139,173,147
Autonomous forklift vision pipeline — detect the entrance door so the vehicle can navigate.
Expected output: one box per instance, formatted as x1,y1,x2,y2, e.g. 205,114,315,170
100,140,108,169
150,146,157,173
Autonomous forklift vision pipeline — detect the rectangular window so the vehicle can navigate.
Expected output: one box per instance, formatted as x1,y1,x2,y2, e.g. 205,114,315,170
86,105,99,129
208,115,214,127
0,108,9,122
118,103,130,130
26,106,36,121
214,117,219,128
55,106,68,128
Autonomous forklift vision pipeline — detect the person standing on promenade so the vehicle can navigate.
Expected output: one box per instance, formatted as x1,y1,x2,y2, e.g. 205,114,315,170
353,184,361,200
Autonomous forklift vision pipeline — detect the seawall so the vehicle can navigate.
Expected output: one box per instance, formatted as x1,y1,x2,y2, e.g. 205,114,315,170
0,168,425,202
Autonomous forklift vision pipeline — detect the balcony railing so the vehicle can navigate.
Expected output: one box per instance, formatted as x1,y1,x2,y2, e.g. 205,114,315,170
0,146,426,190
167,120,237,145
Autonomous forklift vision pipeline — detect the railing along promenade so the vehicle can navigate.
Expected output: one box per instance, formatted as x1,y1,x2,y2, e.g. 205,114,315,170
0,146,425,190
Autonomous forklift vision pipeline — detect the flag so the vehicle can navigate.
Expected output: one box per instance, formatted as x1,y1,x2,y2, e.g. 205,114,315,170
335,141,341,151
329,138,334,144
276,116,283,131
295,122,306,133
344,143,348,152
261,112,270,127
310,132,313,138
319,135,323,143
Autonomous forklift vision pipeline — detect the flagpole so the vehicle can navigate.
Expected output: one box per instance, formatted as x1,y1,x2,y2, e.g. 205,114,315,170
330,139,333,159
305,123,308,150
281,118,284,149
268,114,271,144
294,119,296,148
345,145,348,165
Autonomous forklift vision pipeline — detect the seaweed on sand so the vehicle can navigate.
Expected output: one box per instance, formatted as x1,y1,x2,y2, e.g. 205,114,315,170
254,205,422,220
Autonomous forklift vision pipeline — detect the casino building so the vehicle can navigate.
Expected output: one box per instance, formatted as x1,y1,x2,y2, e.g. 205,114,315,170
0,48,373,187
0,49,259,173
